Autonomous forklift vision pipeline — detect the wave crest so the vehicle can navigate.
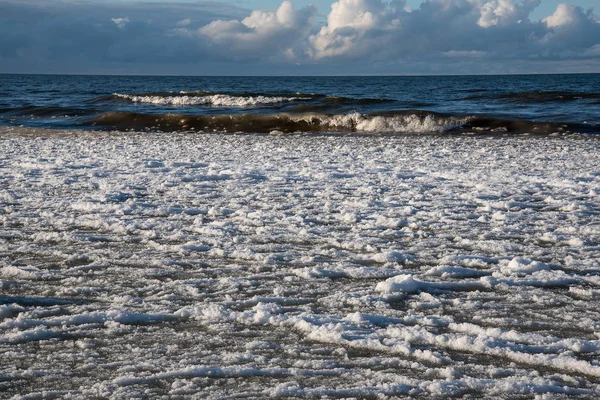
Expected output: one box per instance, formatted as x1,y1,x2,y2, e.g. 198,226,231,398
305,112,468,133
113,93,302,107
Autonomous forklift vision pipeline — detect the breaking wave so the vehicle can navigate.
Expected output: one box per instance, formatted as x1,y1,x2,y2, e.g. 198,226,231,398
113,93,303,107
89,110,581,135
109,91,396,109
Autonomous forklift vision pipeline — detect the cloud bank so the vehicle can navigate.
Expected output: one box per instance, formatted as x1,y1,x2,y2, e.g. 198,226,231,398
0,0,599,74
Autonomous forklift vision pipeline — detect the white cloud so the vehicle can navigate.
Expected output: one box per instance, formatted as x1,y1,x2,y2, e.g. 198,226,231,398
177,18,192,27
197,1,316,60
538,3,600,56
477,0,540,28
111,17,130,30
309,0,403,59
304,0,600,62
325,0,388,31
543,3,580,28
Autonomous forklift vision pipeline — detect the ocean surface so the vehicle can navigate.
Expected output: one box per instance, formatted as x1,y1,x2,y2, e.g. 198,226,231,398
1,74,599,134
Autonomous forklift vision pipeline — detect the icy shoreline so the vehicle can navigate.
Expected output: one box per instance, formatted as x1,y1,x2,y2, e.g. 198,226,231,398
1,127,599,398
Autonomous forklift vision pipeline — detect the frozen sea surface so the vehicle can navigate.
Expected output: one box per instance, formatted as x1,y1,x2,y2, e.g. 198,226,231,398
1,127,600,399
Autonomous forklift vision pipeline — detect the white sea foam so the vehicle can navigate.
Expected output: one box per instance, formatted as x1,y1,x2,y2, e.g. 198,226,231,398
1,127,599,398
289,112,470,133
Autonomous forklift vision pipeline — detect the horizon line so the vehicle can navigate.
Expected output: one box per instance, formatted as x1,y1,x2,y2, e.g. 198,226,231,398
1,72,599,78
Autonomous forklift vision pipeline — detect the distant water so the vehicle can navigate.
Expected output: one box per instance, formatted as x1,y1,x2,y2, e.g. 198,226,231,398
1,74,599,134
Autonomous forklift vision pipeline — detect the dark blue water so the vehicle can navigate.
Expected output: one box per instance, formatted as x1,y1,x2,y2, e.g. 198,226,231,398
1,74,599,134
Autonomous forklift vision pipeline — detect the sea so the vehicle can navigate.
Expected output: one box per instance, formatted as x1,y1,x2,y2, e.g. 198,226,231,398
1,73,599,135
1,74,600,399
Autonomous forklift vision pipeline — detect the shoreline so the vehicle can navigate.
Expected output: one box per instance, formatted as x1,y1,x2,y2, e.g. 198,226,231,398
1,125,596,140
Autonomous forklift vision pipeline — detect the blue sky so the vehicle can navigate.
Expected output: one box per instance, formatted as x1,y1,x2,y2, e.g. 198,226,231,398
1,0,599,75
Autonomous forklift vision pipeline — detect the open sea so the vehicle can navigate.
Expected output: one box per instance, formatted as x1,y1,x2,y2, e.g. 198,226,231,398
1,74,600,399
1,74,599,135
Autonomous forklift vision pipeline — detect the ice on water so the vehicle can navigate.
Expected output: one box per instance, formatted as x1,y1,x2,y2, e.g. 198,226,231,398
1,128,599,398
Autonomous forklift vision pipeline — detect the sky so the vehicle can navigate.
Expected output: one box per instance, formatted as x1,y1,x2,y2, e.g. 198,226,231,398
0,0,599,75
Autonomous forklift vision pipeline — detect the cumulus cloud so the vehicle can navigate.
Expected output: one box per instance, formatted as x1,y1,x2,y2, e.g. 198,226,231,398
308,0,404,59
477,0,541,27
196,1,316,61
0,0,599,74
325,0,390,30
305,0,600,65
544,3,580,27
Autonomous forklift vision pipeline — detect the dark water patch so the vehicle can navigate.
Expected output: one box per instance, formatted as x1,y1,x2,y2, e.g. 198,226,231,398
402,101,435,108
91,111,324,133
87,110,593,135
2,105,97,118
457,88,491,93
464,91,600,104
88,95,118,104
287,104,347,113
5,105,73,117
29,89,62,94
230,91,317,99
464,116,576,134
0,106,18,113
321,96,396,105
